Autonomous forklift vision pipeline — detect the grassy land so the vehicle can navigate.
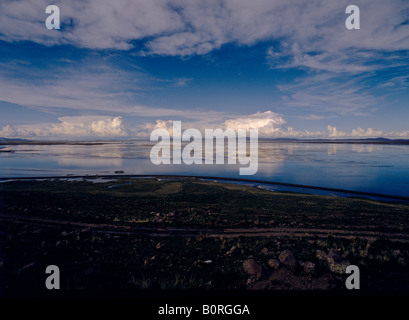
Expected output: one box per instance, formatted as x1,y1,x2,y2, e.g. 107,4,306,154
0,178,408,294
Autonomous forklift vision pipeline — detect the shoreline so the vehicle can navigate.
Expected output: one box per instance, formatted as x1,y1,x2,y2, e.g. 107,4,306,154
1,174,408,202
2,138,409,145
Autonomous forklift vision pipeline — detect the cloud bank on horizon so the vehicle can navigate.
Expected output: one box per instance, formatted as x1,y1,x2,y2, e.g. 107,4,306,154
2,112,408,140
0,0,408,139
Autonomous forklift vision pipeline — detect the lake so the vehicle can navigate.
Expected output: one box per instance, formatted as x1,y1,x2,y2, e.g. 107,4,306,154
1,140,409,198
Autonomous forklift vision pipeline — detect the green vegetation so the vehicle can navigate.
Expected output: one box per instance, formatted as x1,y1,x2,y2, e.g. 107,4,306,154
1,178,408,231
0,178,408,294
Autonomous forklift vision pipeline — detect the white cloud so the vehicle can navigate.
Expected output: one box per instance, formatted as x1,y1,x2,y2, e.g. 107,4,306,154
351,127,383,137
0,0,185,50
223,111,286,136
0,116,127,138
2,111,409,139
140,119,175,137
0,0,408,57
135,111,409,139
0,58,143,114
0,59,233,122
1,0,408,122
138,111,286,136
299,114,333,121
327,125,348,138
278,73,378,115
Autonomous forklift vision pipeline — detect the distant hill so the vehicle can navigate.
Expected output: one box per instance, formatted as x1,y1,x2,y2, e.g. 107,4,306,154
363,137,390,141
262,137,409,144
1,136,408,145
0,137,27,142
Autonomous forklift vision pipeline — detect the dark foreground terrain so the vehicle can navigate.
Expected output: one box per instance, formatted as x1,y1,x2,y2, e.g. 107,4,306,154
0,178,408,295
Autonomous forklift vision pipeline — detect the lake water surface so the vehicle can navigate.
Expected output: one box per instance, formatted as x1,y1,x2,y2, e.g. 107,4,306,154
1,140,409,198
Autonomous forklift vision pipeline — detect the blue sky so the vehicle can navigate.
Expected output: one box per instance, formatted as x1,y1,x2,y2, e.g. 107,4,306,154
0,0,409,139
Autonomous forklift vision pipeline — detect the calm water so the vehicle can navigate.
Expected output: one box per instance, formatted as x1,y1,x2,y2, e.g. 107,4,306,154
1,140,409,198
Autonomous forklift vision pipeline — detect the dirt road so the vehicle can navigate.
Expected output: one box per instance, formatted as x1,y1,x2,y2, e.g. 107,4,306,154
1,213,408,242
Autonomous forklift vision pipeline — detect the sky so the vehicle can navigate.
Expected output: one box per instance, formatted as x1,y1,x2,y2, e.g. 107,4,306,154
0,0,409,139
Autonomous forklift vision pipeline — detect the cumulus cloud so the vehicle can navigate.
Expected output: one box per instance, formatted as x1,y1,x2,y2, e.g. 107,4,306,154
284,125,408,139
0,116,127,139
137,111,409,139
351,127,383,137
327,125,348,138
223,111,286,135
140,119,175,136
139,111,286,137
2,111,409,139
